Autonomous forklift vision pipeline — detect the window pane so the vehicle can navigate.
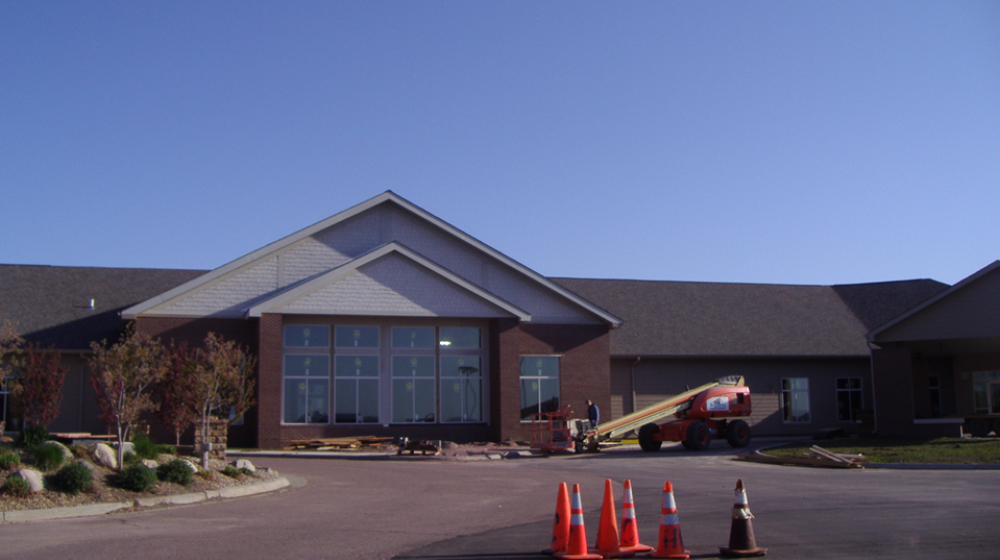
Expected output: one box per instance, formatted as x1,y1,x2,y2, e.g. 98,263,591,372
358,379,379,423
392,379,414,423
335,326,379,348
836,378,848,390
285,355,329,377
442,356,481,378
335,355,379,377
392,327,435,349
540,378,560,413
520,379,541,421
393,356,435,377
284,379,307,423
414,379,436,422
307,379,329,424
442,378,480,422
335,379,357,423
782,379,792,391
837,392,851,422
850,378,862,389
284,325,329,348
521,356,559,378
439,327,480,349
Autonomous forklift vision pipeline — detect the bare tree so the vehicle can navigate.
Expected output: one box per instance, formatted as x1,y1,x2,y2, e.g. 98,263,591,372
0,319,24,433
88,326,168,469
191,333,256,467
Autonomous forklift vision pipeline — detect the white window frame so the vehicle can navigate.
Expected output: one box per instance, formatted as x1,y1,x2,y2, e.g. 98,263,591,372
519,355,561,422
334,327,381,425
781,377,811,424
835,377,863,423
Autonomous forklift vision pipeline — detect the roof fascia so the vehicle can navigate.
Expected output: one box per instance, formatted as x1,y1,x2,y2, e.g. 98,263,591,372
122,192,398,319
387,195,623,327
867,260,1000,341
246,242,532,320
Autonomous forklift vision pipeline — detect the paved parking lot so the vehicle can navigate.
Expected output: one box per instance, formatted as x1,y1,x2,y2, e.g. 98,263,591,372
1,441,997,560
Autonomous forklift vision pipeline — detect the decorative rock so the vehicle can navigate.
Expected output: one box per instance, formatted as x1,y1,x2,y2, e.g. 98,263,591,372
233,459,256,474
141,459,159,470
180,459,199,473
78,460,96,471
14,468,45,493
116,442,135,456
39,440,74,462
259,467,278,477
93,443,118,469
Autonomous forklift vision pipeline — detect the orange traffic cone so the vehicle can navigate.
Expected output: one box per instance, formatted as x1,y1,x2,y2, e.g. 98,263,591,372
554,484,602,560
720,479,766,557
650,481,690,559
619,479,652,553
592,479,633,558
543,482,572,555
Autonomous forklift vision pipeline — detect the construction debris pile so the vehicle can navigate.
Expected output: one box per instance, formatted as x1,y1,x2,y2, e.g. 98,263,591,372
283,436,394,451
737,445,866,468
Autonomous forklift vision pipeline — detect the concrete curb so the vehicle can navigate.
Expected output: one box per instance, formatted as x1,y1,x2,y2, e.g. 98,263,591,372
229,449,542,461
2,477,290,523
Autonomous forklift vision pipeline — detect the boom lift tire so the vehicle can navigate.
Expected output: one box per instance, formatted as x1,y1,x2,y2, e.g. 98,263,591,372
638,423,662,452
726,419,751,448
686,421,712,451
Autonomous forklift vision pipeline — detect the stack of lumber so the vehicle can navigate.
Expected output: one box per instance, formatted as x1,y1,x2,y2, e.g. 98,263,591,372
737,445,866,469
284,436,393,451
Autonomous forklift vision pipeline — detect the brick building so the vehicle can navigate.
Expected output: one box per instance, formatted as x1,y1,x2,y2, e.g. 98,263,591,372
2,192,997,447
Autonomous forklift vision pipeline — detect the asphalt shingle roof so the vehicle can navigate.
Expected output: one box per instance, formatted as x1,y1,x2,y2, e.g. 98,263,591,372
553,277,949,358
0,265,207,350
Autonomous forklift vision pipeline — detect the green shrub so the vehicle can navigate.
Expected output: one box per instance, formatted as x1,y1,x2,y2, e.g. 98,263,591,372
51,462,93,495
0,449,21,469
131,433,175,460
15,425,49,448
31,443,64,471
122,452,139,466
117,463,157,492
4,474,31,497
157,459,193,486
222,465,252,478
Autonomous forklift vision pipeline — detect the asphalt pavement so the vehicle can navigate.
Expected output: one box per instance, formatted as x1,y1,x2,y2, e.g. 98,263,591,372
1,440,997,560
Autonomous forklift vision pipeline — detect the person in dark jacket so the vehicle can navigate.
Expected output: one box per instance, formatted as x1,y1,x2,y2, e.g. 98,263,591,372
586,399,599,429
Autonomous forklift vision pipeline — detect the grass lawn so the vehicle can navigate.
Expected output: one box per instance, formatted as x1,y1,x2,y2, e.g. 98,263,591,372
763,437,1000,464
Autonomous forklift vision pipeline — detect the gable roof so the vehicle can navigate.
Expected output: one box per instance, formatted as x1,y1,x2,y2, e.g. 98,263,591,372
246,242,531,320
122,191,621,326
552,277,948,358
0,264,207,350
868,260,1000,342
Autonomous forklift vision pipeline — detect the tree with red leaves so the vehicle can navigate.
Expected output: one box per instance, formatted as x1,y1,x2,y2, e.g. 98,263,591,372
157,342,202,446
88,326,168,469
190,333,256,467
15,342,68,428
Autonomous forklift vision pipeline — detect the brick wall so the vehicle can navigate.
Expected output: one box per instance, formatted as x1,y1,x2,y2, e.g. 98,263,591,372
257,313,283,449
492,321,611,442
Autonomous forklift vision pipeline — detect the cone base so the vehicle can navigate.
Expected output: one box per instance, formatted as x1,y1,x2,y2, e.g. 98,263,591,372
554,552,603,560
720,546,767,557
621,544,654,553
593,548,635,558
649,550,690,559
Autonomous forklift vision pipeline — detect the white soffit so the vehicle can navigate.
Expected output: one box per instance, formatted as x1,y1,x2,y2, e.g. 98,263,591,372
246,242,532,320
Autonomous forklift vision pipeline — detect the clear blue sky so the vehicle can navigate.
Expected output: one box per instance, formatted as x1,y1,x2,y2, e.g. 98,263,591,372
2,2,998,286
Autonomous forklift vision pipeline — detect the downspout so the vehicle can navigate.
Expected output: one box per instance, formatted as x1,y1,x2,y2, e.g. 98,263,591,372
867,341,878,435
630,357,641,415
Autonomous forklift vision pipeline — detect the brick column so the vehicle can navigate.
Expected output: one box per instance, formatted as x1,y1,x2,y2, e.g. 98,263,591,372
257,314,283,449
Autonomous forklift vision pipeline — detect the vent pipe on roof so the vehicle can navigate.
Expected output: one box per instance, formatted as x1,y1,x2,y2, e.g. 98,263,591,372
88,298,95,310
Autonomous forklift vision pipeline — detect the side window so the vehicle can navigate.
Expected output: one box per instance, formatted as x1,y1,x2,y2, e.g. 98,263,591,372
520,356,559,421
836,378,863,422
782,378,811,423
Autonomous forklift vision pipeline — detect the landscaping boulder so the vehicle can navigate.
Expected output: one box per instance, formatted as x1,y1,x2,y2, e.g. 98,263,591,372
94,443,117,469
38,440,74,462
180,458,199,473
233,459,256,474
141,459,159,470
14,468,45,493
78,460,96,471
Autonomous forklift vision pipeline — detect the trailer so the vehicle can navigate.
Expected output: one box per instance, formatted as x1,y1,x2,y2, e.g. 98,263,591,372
572,375,754,453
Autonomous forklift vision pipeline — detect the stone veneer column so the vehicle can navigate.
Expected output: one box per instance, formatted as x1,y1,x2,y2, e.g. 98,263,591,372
257,313,283,449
